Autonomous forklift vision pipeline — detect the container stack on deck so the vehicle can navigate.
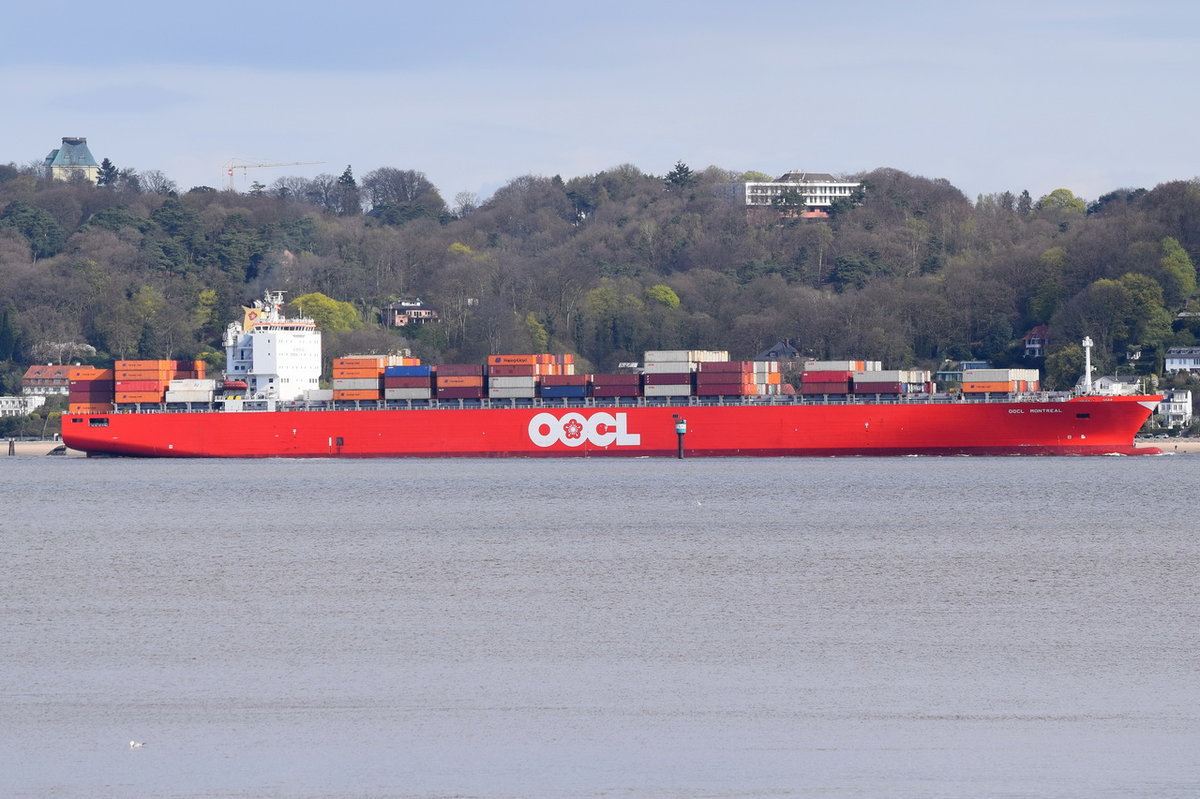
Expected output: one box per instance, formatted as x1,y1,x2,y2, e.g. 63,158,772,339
487,354,575,399
962,368,1040,394
332,355,421,401
852,368,933,395
642,350,728,398
67,366,115,413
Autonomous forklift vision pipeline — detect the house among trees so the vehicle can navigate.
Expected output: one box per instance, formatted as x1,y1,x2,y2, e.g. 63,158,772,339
382,298,439,327
1158,389,1193,427
43,137,99,184
744,171,861,217
21,365,73,395
1164,347,1200,373
1023,325,1049,358
755,339,801,361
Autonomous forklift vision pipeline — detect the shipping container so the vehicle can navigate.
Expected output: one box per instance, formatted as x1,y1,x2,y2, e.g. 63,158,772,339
164,390,215,403
643,384,693,397
539,385,589,398
487,364,538,376
853,381,905,394
488,387,538,399
434,364,485,376
67,402,115,414
800,382,851,395
304,389,335,402
383,376,433,389
591,385,641,397
168,379,216,391
383,364,432,377
115,391,165,403
591,373,641,386
962,381,1018,393
642,372,693,386
540,374,590,387
332,389,382,401
332,378,382,390
384,387,434,400
488,375,538,389
695,383,755,396
696,360,754,374
435,375,485,388
802,370,854,382
435,386,486,399
486,354,539,366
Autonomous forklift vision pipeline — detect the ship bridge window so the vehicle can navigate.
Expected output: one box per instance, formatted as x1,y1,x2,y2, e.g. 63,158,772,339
88,418,110,427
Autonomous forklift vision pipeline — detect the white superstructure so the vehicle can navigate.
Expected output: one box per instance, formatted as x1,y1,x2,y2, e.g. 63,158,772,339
223,291,321,400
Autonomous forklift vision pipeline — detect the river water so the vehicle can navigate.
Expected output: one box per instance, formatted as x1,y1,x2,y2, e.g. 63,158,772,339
2,455,1198,798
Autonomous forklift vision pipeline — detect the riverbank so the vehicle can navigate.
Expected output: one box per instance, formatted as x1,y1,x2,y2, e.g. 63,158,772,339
3,440,85,457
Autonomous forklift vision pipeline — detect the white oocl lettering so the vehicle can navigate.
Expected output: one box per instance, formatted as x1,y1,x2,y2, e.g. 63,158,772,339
528,411,642,448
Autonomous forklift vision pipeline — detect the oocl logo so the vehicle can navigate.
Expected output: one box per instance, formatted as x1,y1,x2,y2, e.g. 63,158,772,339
528,411,642,448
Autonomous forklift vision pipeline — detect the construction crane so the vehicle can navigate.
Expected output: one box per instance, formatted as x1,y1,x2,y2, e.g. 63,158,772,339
224,159,324,191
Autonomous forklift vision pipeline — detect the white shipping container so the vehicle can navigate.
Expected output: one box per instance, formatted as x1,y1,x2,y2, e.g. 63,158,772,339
643,384,693,397
384,387,433,400
305,389,334,401
488,387,538,398
642,362,697,374
164,390,214,403
332,377,381,390
488,376,538,389
643,350,692,363
168,378,216,391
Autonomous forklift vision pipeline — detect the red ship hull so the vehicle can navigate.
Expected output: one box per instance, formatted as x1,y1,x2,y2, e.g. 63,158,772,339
61,395,1161,458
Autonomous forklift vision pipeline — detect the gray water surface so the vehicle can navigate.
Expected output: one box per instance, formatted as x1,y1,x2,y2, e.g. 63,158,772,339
3,456,1197,797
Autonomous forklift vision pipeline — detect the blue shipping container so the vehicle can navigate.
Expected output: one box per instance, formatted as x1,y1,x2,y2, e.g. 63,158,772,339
539,385,589,398
384,365,433,377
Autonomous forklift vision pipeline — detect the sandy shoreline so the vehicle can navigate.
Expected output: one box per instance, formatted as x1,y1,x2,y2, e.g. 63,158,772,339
4,438,1196,458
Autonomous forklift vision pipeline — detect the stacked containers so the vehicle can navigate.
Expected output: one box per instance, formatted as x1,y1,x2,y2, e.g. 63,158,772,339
694,360,783,396
800,359,878,395
332,356,386,401
852,369,933,395
539,373,590,399
642,350,727,397
486,354,576,399
590,372,641,398
435,364,485,399
114,360,205,404
961,368,1040,394
68,366,115,413
383,364,433,400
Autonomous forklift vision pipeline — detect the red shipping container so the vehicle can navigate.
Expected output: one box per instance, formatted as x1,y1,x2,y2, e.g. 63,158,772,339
540,374,590,386
802,370,853,382
592,386,641,397
800,382,850,394
642,372,692,386
696,361,753,374
591,373,640,386
695,384,754,396
853,381,904,394
383,376,433,389
487,364,538,376
436,387,486,399
435,364,485,376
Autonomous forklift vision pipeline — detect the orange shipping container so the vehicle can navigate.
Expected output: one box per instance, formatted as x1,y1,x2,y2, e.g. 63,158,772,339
487,354,540,366
334,356,390,369
436,375,485,388
68,402,115,414
962,381,1018,393
115,391,165,403
332,389,382,401
331,367,385,379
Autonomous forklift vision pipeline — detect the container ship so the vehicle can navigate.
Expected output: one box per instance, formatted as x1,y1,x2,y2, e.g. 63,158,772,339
61,293,1161,458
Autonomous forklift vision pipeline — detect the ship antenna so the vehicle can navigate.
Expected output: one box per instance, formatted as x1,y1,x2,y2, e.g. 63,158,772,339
1081,336,1094,394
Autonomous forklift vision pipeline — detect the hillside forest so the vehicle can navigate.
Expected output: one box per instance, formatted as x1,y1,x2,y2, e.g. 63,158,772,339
4,159,1200,403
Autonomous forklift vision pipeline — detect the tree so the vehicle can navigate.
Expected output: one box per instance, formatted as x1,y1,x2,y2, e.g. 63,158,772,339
0,200,67,259
96,158,119,187
644,284,680,309
291,292,362,332
362,167,447,225
1017,190,1033,215
1036,188,1087,215
664,161,695,192
336,165,361,216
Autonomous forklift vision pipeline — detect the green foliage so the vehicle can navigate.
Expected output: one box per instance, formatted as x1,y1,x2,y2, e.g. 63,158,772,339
1036,188,1086,214
291,293,362,332
524,312,550,351
0,200,66,258
97,158,119,187
664,161,695,191
645,284,680,309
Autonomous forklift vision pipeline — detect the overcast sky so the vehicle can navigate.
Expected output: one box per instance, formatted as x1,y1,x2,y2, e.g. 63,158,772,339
3,0,1196,203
